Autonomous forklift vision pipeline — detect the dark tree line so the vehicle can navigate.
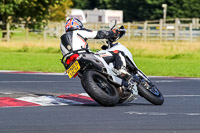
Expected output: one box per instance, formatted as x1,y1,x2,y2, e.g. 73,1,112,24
71,0,200,22
0,0,72,38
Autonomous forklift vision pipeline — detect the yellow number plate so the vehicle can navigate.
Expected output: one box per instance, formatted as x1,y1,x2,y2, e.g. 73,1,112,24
66,61,80,78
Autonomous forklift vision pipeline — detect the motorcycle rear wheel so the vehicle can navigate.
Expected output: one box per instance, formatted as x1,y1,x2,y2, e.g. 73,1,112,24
81,70,119,106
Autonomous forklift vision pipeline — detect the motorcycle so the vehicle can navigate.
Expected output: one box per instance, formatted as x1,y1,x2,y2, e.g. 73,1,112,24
61,20,164,106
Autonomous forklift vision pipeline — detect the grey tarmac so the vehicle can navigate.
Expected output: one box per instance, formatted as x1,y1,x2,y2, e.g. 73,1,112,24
0,73,200,133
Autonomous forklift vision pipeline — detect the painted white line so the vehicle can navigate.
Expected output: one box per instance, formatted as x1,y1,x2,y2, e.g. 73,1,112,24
1,70,200,79
0,81,79,83
148,76,200,80
164,95,200,97
0,70,64,75
154,80,179,83
27,73,65,75
125,111,200,116
0,92,13,94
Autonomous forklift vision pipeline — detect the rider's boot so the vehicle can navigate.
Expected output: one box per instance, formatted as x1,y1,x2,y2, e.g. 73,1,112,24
118,67,132,81
112,67,138,102
118,67,138,96
127,78,138,96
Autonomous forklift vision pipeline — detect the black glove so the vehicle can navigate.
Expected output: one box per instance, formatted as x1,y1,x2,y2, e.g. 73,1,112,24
112,29,119,38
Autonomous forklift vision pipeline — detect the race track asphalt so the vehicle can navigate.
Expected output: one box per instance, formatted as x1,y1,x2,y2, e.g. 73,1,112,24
0,73,200,133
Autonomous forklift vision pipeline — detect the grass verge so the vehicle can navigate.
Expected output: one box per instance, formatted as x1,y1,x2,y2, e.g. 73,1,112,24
0,51,199,77
0,52,63,72
134,57,200,77
0,40,200,77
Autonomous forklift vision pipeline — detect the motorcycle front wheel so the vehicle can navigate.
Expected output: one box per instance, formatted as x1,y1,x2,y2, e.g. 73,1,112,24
136,71,164,105
81,70,119,106
138,83,164,105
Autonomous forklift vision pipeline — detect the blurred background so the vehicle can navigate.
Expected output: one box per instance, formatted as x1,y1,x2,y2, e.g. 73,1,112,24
0,0,200,76
1,0,200,45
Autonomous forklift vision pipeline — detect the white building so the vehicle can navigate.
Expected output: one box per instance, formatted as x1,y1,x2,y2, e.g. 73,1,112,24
67,9,123,23
66,9,87,23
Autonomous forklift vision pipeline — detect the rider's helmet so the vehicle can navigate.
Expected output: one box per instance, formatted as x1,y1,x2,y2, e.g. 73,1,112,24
65,18,83,32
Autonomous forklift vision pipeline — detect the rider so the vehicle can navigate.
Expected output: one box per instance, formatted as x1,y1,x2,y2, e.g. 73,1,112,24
60,18,132,82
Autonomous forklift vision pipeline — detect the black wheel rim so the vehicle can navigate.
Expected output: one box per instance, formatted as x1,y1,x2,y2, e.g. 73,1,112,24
149,86,160,96
93,75,115,96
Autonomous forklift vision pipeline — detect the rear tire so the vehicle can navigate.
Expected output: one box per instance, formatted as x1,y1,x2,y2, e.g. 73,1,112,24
81,70,119,106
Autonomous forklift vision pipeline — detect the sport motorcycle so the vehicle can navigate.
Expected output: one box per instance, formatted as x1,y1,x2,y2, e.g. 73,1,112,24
61,20,164,106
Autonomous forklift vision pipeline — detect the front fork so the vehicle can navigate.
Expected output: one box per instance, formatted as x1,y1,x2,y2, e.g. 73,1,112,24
132,69,154,91
136,70,151,83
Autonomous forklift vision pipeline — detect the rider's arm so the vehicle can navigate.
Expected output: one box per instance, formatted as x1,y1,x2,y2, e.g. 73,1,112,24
78,28,115,39
94,30,115,39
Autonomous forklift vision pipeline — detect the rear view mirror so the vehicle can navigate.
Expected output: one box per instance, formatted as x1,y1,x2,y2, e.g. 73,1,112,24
109,20,117,30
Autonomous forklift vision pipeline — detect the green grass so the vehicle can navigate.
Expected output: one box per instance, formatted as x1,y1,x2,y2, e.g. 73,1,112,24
128,47,200,60
134,57,200,77
0,52,64,72
0,51,199,77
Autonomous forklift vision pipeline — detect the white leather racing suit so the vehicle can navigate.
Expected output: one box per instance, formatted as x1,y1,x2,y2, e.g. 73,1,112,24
60,28,126,71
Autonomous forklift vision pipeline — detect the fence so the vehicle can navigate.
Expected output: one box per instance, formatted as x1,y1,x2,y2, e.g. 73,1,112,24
124,18,200,42
0,18,200,43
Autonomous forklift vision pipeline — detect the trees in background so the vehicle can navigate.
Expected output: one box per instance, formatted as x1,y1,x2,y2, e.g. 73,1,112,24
0,0,73,23
49,0,73,22
0,0,72,39
0,0,199,27
165,0,200,19
71,0,200,22
1,0,198,24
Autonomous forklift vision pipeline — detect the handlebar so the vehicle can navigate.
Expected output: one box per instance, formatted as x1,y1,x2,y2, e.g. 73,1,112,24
118,29,127,32
107,26,126,43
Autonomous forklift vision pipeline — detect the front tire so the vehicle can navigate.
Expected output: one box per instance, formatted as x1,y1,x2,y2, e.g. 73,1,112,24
81,70,119,106
138,82,164,105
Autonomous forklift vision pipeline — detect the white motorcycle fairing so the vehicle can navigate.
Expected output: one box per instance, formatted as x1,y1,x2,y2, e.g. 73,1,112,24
97,42,138,70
